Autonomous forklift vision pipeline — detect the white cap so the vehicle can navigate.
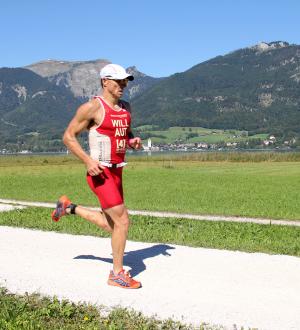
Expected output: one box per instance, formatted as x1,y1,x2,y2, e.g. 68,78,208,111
100,64,134,81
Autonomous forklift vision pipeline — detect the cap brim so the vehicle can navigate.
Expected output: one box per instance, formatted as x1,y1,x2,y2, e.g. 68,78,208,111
101,74,134,81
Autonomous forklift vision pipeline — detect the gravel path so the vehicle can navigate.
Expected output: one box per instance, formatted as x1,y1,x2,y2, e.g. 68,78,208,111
0,204,300,330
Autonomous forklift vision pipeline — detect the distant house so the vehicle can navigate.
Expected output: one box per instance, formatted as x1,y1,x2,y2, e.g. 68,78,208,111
226,142,237,147
197,142,208,149
263,135,276,146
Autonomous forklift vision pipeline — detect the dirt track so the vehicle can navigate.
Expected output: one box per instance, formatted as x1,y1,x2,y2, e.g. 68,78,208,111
0,203,300,329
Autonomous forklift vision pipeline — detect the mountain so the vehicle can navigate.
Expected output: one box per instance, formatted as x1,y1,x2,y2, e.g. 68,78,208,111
1,41,300,151
0,63,162,151
0,67,81,151
124,66,164,100
25,59,162,100
131,41,300,136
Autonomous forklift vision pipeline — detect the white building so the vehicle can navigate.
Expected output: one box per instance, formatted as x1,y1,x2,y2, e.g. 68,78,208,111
143,138,152,151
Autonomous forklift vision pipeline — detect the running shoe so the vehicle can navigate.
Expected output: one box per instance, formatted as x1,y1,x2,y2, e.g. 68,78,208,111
51,195,71,222
108,269,141,289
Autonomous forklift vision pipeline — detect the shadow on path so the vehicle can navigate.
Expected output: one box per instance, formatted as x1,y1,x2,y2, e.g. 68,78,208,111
74,244,175,277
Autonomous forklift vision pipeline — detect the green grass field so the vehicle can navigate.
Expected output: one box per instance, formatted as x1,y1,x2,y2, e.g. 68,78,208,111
0,155,299,220
0,154,299,255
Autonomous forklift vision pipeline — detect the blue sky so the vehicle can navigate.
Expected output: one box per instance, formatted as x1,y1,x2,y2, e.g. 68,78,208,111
1,0,300,77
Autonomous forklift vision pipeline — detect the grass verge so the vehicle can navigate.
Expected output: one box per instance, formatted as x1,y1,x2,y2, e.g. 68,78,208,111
1,287,206,330
0,207,299,256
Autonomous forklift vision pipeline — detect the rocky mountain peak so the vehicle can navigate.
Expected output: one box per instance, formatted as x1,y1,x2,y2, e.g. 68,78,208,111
126,66,146,78
250,41,290,52
25,59,111,98
25,60,160,100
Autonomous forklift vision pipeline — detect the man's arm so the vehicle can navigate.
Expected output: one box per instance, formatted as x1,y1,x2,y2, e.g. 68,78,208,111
127,128,142,150
63,99,104,176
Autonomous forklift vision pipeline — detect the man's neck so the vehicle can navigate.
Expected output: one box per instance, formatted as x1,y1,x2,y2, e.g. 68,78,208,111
101,92,119,107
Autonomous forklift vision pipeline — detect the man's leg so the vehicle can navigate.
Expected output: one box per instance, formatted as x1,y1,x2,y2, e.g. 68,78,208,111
103,204,141,289
103,204,129,274
70,206,114,233
52,196,113,233
52,196,141,288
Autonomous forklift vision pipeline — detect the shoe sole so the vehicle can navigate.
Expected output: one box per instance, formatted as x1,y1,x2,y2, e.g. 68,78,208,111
107,279,141,289
51,196,71,222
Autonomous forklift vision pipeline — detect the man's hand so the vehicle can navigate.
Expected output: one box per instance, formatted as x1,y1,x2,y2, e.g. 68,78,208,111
128,137,142,150
86,159,105,176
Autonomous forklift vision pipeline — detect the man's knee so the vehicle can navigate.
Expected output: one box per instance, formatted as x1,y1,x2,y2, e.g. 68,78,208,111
105,204,130,229
117,208,130,229
119,214,130,229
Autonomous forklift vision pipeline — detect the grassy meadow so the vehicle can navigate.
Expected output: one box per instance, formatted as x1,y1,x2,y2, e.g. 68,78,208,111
0,152,299,256
0,153,299,220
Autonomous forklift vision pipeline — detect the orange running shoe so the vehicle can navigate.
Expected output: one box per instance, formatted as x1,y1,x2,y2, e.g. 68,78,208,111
108,269,141,289
51,195,71,222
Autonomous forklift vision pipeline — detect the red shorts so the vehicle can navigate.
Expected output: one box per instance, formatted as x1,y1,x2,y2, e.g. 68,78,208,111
86,167,123,209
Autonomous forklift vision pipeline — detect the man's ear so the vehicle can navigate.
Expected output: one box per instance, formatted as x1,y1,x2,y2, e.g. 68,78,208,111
101,79,109,88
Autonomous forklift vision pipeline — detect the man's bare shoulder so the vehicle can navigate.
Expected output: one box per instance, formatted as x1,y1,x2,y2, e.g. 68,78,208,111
77,98,101,119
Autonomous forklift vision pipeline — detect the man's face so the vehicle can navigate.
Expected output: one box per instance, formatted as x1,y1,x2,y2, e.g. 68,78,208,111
103,78,129,98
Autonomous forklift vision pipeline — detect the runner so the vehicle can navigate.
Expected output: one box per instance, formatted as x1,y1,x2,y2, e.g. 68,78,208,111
51,64,142,289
